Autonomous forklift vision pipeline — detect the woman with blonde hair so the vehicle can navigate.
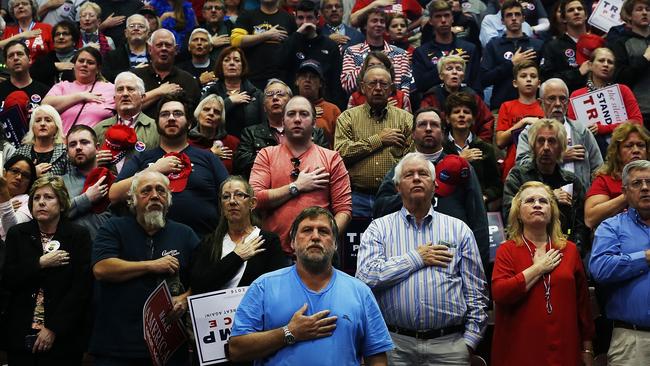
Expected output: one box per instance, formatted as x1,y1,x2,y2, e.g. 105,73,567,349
13,105,68,177
585,122,650,229
492,181,594,366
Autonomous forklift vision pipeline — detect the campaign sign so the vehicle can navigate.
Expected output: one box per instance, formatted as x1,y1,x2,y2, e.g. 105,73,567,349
188,287,248,365
570,84,628,127
588,0,624,32
341,217,373,275
143,281,188,366
488,212,506,262
0,105,28,147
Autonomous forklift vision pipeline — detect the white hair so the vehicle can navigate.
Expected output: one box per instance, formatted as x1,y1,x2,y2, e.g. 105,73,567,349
147,28,176,46
114,71,146,95
539,78,569,100
127,171,173,212
392,152,436,185
22,105,64,145
195,94,226,122
126,14,150,33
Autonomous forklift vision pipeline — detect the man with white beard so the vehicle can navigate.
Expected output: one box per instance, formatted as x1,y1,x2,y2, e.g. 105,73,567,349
90,171,200,365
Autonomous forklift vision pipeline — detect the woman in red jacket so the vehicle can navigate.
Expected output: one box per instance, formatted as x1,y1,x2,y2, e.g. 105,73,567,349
492,181,594,366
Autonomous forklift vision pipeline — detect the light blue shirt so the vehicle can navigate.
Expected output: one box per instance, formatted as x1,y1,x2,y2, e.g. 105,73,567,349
590,208,650,326
232,266,393,365
480,12,534,47
356,206,488,349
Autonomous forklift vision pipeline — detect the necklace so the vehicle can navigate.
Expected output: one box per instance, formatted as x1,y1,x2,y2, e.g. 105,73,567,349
522,235,553,314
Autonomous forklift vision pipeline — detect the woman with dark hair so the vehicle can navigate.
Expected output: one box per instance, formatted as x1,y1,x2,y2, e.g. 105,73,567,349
151,0,197,47
2,176,92,366
42,46,115,133
31,20,81,87
347,51,411,111
191,176,286,294
0,155,37,240
0,0,53,62
201,46,265,138
492,181,594,366
585,122,650,229
189,94,240,173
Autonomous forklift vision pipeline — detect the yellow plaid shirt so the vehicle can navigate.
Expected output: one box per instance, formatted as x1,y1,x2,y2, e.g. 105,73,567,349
334,104,413,192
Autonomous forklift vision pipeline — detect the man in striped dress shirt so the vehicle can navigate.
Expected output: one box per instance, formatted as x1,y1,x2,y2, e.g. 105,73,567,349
356,152,488,365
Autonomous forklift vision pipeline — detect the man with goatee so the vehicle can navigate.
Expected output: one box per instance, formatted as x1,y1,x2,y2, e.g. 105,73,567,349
91,170,200,365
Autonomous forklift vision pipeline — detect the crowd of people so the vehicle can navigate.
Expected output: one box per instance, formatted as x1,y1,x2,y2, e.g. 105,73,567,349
0,0,649,364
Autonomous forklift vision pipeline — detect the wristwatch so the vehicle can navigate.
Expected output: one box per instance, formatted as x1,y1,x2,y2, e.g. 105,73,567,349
289,183,300,197
283,325,296,345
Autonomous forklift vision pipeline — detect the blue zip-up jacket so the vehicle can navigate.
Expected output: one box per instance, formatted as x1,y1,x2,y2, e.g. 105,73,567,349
480,34,544,108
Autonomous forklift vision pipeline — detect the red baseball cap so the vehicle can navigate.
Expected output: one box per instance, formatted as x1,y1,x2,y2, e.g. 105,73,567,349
82,167,116,213
101,124,137,163
435,155,470,197
164,152,192,192
576,33,605,65
4,91,29,110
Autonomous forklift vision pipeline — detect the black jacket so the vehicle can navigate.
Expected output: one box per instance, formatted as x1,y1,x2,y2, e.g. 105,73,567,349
103,43,151,83
201,79,266,138
233,123,329,179
540,33,588,93
191,230,287,294
280,32,346,109
442,136,502,204
1,220,92,354
30,51,75,88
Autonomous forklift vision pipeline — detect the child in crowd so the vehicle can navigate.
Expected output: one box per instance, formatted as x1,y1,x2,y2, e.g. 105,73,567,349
495,59,545,181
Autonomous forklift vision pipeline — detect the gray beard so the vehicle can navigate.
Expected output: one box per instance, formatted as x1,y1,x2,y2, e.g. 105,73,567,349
143,210,166,230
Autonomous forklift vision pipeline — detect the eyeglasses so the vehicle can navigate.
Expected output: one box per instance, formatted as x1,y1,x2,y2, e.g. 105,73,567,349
543,96,568,105
159,110,185,119
12,1,29,8
7,167,32,180
627,178,650,190
55,31,71,37
127,23,147,30
364,80,390,90
204,5,224,10
290,158,300,180
522,197,550,206
264,90,289,98
221,191,250,201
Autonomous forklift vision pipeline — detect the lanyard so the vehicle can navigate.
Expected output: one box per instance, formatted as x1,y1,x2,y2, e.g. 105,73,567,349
522,235,553,314
19,21,35,33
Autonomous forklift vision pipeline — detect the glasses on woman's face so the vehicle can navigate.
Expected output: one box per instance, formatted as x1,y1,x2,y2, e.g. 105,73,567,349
7,167,32,180
522,197,550,206
55,31,71,38
221,191,250,201
290,158,300,180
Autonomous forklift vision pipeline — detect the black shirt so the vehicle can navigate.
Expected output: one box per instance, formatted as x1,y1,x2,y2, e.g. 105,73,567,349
0,79,50,112
233,9,297,87
132,65,201,118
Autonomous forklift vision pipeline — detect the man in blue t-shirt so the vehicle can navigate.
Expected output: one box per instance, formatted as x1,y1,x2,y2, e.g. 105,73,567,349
229,207,393,365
